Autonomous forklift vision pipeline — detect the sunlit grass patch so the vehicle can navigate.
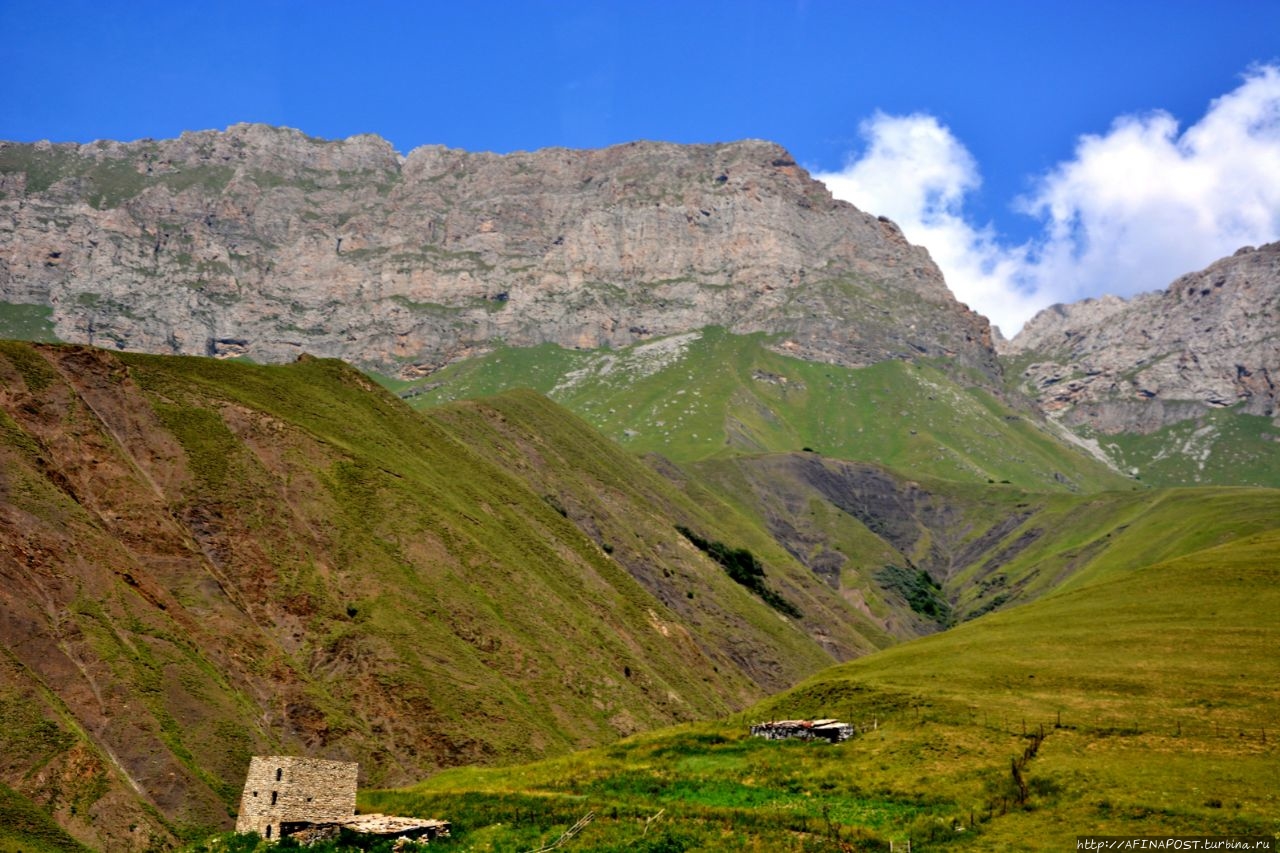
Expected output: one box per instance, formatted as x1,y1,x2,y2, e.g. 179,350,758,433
354,525,1280,850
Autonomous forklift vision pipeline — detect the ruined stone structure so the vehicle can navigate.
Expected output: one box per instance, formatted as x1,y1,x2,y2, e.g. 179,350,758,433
235,756,358,840
750,718,854,743
235,755,450,843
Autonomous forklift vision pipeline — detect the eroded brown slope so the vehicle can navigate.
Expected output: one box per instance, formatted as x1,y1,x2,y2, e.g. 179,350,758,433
0,342,886,850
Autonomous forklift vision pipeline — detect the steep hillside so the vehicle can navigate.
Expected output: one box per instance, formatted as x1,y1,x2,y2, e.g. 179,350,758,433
686,453,1280,623
0,342,891,850
0,125,995,381
399,327,1133,492
7,341,1278,851
361,517,1280,851
1003,242,1280,485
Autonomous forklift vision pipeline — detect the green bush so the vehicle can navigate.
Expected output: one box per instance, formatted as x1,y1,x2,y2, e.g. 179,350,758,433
675,526,802,618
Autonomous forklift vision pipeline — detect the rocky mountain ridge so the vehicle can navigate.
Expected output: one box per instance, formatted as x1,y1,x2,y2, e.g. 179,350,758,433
0,124,996,380
1003,242,1280,434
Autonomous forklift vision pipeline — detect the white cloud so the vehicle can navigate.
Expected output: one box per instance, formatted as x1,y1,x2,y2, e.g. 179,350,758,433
815,112,1041,335
815,64,1280,337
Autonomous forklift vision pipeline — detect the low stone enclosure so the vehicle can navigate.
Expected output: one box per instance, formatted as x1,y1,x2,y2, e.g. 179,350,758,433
236,756,449,844
750,718,855,743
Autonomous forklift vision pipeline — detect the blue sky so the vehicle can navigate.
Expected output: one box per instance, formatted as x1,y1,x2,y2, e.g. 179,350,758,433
3,1,1279,333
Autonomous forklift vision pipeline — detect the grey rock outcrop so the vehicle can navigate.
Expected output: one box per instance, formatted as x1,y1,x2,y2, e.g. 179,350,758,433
0,124,996,379
1003,243,1280,432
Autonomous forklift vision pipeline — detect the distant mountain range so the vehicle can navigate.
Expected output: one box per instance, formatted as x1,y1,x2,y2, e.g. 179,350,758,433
3,125,1275,486
1003,242,1280,485
0,124,993,380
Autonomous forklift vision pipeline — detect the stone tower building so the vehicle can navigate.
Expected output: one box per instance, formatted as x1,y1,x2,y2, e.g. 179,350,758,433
235,756,358,840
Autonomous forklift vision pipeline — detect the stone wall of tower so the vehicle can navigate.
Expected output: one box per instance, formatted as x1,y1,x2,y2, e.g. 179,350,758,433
235,756,358,838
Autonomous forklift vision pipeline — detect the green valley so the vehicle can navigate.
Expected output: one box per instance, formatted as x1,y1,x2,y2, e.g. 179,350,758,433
351,526,1280,851
1,340,1277,852
1,116,1276,853
394,327,1134,493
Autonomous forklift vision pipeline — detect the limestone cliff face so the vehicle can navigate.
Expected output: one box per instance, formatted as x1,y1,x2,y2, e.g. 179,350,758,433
0,124,996,379
1003,243,1280,432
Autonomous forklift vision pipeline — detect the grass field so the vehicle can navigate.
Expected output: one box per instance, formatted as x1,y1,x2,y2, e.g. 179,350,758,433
1096,410,1280,488
332,526,1280,851
0,302,59,342
393,328,1134,493
5,341,1276,851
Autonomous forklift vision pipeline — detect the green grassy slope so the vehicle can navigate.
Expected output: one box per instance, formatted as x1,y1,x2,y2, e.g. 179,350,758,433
1092,410,1280,488
999,347,1280,490
0,302,59,342
0,783,89,853
395,327,1135,493
427,392,899,670
0,342,886,849
686,452,1280,624
357,525,1280,851
944,485,1280,609
7,340,1275,851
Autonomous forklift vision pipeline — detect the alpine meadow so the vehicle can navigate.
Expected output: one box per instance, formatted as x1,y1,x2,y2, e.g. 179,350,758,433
0,117,1277,853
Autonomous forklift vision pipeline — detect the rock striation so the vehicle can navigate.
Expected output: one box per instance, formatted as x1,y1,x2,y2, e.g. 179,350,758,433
1003,243,1280,432
0,124,996,379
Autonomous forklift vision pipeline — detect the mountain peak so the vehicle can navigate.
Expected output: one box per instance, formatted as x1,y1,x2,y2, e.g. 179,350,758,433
1005,242,1280,435
0,126,996,380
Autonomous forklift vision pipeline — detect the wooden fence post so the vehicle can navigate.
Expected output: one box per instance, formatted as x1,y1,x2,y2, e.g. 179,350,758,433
1011,757,1028,805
